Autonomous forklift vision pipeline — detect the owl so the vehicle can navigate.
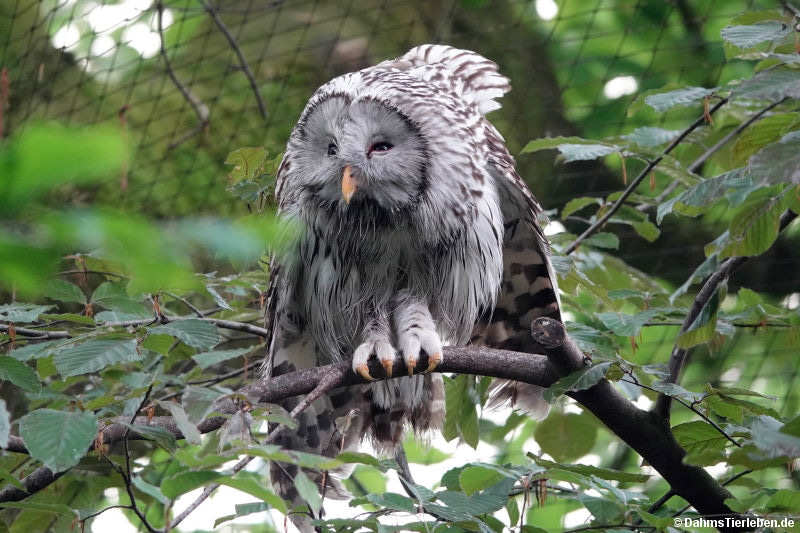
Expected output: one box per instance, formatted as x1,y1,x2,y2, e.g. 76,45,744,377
263,44,561,529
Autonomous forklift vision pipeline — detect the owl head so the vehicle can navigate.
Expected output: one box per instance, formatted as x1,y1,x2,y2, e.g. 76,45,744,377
288,92,428,214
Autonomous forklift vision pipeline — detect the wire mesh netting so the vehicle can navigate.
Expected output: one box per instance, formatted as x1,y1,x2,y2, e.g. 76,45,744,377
1,0,797,413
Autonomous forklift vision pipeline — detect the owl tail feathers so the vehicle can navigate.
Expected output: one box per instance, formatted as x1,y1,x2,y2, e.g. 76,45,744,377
399,44,511,114
487,379,551,420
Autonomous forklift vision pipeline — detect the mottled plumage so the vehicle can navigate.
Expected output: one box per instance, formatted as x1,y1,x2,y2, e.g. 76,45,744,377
264,44,561,529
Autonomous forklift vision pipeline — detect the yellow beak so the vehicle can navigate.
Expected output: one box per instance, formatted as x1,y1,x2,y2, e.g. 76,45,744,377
341,165,357,204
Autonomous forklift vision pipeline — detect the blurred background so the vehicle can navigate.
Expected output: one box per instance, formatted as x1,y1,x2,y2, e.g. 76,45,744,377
2,0,798,530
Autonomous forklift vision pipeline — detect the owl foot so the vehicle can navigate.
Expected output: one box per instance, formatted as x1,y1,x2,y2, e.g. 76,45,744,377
352,338,395,381
393,292,443,376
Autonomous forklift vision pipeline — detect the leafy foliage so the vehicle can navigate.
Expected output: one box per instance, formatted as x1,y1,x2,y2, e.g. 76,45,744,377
0,5,799,533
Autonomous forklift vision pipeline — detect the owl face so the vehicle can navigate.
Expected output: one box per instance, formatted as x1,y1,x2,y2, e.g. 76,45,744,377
293,94,428,213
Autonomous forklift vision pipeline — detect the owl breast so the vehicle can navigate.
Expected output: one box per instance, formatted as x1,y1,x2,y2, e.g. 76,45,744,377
294,182,504,365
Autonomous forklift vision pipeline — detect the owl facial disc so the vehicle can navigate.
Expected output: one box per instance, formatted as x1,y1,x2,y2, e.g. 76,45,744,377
341,165,358,204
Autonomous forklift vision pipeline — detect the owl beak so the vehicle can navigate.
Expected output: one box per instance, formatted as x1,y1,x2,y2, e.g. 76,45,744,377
341,165,358,204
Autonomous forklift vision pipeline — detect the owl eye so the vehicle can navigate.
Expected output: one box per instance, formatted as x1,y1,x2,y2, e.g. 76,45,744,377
327,143,338,156
369,141,394,154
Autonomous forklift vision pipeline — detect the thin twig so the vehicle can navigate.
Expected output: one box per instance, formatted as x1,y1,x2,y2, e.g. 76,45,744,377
564,98,728,255
654,210,798,419
782,1,800,17
156,0,209,148
164,292,204,318
0,324,71,339
201,0,267,120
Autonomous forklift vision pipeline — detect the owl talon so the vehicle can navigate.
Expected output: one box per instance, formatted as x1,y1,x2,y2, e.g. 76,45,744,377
356,363,375,381
382,358,393,378
426,351,442,373
406,359,417,377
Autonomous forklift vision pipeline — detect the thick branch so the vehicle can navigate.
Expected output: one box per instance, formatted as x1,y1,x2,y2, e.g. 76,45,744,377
654,210,798,419
0,324,745,529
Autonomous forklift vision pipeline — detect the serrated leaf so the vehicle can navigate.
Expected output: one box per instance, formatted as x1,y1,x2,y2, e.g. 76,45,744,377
646,381,704,403
124,423,177,452
732,113,799,166
0,356,41,393
158,401,202,445
192,347,253,369
561,197,600,219
132,475,169,504
716,187,792,259
182,386,223,424
657,169,755,224
672,421,730,457
735,68,800,101
584,232,619,250
8,340,60,361
534,412,597,462
161,470,223,499
645,87,715,112
558,144,619,162
677,285,721,349
148,319,220,350
219,472,288,513
721,21,792,48
367,492,416,513
749,415,800,458
294,470,321,514
749,131,800,185
622,127,681,147
53,339,141,377
43,279,87,304
530,456,650,482
543,362,612,402
19,409,97,472
459,466,505,496
403,435,450,465
520,136,615,154
0,303,53,323
596,310,659,337
225,147,268,183
0,501,76,515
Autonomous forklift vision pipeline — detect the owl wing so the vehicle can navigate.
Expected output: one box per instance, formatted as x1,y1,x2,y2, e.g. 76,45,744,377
380,44,562,414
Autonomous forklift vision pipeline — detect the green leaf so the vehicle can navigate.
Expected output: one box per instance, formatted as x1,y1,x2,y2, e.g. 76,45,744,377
557,144,618,162
657,169,755,224
534,412,597,463
561,197,600,219
0,400,9,448
676,285,721,349
443,375,479,447
148,319,220,350
132,476,169,504
219,472,288,513
0,304,53,323
43,279,87,304
161,470,223,499
182,386,223,424
0,123,126,211
721,21,792,48
765,489,800,511
529,456,650,482
39,313,95,325
543,362,611,403
403,434,450,464
644,87,714,112
584,232,619,250
335,451,383,469
158,401,202,445
672,421,730,457
366,492,416,513
192,347,253,369
749,415,800,458
0,356,41,393
124,423,177,452
459,466,505,496
225,147,268,183
735,68,800,101
19,409,97,472
714,187,792,259
293,470,321,515
596,310,659,337
749,131,800,185
0,501,76,515
732,113,800,166
53,339,141,377
622,127,680,147
8,340,60,361
520,136,616,155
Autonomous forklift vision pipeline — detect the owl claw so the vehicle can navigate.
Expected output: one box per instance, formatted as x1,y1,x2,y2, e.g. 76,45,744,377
406,359,417,377
356,363,376,382
426,351,442,373
381,358,393,378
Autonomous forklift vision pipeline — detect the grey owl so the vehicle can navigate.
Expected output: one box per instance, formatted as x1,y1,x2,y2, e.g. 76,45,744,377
264,44,561,527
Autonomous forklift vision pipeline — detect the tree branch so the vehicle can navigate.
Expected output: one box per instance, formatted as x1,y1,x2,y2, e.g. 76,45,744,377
0,321,748,529
0,324,70,339
564,97,728,255
201,0,268,121
654,210,798,419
